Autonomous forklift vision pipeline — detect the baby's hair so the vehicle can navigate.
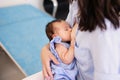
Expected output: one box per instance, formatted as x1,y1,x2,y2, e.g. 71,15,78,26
46,19,62,41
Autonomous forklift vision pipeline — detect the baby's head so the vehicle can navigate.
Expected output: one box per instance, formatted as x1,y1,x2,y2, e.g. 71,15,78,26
46,19,72,42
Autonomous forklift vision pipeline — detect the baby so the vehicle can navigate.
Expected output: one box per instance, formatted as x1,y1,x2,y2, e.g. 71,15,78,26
45,19,78,80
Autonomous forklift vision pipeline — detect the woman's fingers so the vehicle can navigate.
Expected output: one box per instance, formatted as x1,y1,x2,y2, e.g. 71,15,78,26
43,66,49,78
49,53,59,65
45,64,53,79
42,59,52,79
41,46,52,79
42,53,56,80
40,44,59,80
41,47,59,80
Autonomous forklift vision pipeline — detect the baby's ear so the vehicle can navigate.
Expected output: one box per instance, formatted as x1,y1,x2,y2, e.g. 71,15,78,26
52,34,57,38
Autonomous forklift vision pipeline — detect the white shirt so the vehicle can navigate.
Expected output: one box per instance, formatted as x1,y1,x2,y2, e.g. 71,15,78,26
66,0,120,80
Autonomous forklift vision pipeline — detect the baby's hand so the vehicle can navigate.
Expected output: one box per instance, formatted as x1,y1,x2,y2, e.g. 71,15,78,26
71,23,78,39
71,23,78,45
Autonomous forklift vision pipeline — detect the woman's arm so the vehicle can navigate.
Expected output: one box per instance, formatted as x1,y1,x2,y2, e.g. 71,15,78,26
40,44,59,79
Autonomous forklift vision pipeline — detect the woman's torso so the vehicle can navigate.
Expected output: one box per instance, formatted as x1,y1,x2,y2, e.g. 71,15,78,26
75,19,120,80
66,0,120,80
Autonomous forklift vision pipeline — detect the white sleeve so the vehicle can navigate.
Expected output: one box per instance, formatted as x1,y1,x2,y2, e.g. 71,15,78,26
66,0,79,28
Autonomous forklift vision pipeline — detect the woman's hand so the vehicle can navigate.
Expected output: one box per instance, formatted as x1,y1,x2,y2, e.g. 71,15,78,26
40,44,59,80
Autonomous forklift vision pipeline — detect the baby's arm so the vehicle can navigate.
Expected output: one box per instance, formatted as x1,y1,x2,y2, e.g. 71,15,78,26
55,43,75,64
55,23,78,64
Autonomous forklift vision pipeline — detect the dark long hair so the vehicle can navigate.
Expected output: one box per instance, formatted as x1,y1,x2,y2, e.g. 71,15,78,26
70,0,120,32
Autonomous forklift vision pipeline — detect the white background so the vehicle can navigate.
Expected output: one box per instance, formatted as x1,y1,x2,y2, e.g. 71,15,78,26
0,0,45,12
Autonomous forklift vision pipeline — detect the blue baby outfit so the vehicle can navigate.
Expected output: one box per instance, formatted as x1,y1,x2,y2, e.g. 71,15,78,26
50,36,78,80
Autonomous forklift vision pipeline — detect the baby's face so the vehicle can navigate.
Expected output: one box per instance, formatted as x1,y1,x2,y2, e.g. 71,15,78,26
53,20,71,42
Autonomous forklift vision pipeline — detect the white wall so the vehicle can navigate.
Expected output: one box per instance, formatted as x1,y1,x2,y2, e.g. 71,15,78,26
27,0,45,12
0,0,45,12
0,0,27,7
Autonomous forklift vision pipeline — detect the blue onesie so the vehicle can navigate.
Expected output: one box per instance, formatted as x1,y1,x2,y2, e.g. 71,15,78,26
50,36,78,80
